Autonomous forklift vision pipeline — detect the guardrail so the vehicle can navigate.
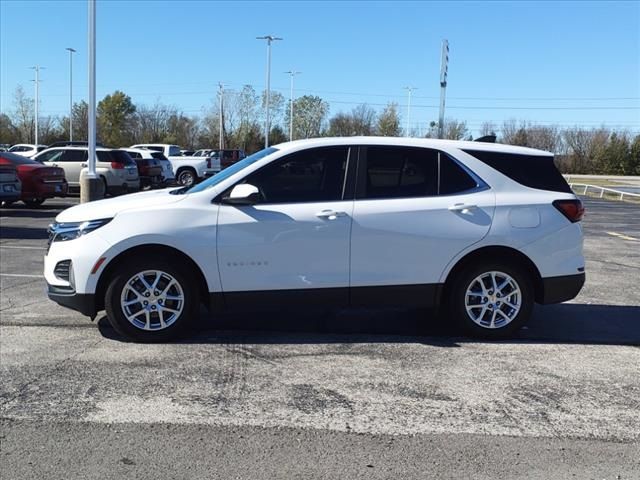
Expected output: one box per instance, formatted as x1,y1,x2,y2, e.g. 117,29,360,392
569,183,640,202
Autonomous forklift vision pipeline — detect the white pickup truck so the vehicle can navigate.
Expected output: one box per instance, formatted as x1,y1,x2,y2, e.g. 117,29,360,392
130,144,219,186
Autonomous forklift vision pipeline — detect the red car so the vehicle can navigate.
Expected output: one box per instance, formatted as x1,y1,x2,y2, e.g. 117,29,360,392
0,151,68,207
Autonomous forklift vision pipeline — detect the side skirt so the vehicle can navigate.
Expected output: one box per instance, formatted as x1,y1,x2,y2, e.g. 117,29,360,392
209,284,443,313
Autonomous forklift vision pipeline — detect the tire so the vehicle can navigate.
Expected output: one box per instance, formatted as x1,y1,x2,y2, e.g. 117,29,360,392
176,168,196,187
448,261,534,339
24,198,45,207
104,258,199,342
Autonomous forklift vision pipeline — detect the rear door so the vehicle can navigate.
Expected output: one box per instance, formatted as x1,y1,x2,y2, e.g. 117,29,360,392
216,146,354,308
349,146,495,304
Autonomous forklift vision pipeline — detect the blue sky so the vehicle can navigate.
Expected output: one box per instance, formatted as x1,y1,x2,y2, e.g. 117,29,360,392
1,0,639,136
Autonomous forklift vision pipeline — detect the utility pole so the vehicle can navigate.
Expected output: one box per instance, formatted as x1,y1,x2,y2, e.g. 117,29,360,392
403,86,417,137
66,48,76,141
285,70,301,141
438,39,449,139
218,82,224,150
80,0,104,203
256,35,282,148
29,66,43,145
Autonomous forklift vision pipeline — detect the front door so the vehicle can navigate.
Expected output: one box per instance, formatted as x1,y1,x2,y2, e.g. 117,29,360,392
216,146,354,309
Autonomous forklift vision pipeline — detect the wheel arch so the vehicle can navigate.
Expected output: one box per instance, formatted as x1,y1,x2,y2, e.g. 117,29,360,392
442,245,544,303
94,244,209,312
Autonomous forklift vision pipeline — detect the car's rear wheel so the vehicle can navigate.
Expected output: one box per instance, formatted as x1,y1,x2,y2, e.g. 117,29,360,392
448,261,534,339
176,168,196,187
24,198,45,207
104,259,199,342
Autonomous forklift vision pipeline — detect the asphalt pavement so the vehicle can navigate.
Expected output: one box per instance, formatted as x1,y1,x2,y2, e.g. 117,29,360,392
1,195,639,479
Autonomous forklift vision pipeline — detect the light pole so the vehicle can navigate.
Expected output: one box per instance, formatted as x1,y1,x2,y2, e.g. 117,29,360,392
438,39,449,139
66,48,76,141
403,86,417,137
29,66,43,145
285,70,301,141
256,35,282,148
80,0,103,203
65,47,76,142
218,82,224,150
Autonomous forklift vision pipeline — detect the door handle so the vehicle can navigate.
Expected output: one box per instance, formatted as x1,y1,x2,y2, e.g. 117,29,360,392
81,163,87,167
448,203,478,214
316,210,347,220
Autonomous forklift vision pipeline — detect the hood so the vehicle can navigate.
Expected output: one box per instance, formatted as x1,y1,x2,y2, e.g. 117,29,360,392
56,189,186,223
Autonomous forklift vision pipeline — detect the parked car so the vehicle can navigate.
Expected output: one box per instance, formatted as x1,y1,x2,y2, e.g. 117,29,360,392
130,144,214,186
0,151,67,206
33,146,140,195
8,144,48,158
192,149,246,171
121,148,175,186
47,141,105,149
119,148,165,188
45,137,585,342
0,163,21,206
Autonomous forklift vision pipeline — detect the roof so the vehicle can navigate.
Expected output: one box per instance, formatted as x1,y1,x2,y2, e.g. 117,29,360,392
272,136,552,156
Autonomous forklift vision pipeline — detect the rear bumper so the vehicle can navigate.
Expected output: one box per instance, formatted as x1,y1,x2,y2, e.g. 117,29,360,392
47,283,97,318
538,273,585,304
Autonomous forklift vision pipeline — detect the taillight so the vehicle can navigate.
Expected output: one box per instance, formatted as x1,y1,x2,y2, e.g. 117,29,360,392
553,199,584,223
111,162,124,169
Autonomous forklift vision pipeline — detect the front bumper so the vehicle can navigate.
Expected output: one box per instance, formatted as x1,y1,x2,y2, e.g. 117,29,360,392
47,283,97,317
538,273,585,304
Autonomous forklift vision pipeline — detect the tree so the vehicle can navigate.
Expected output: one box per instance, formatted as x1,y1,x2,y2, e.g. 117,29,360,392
630,135,640,175
480,121,497,137
0,113,19,144
291,95,329,139
376,102,401,136
97,91,136,147
327,105,376,137
11,86,35,143
425,118,467,140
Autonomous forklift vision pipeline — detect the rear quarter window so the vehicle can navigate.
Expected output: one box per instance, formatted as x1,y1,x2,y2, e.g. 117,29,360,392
462,149,572,194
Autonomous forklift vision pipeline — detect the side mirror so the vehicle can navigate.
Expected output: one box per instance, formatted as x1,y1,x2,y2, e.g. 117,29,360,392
223,184,260,205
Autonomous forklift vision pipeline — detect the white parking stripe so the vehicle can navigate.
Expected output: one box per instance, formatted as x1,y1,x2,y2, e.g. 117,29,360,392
0,273,44,278
0,245,46,250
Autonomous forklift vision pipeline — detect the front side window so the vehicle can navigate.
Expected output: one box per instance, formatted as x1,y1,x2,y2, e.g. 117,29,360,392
363,146,438,199
168,146,181,156
61,150,88,162
244,146,349,204
37,150,64,162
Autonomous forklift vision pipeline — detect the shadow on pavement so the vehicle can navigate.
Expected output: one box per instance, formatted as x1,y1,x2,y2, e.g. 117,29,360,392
97,302,640,346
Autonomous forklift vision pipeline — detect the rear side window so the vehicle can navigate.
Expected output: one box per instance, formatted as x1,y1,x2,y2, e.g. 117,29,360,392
96,151,114,162
111,150,136,165
365,146,438,199
463,149,572,193
439,155,478,195
168,146,181,156
128,151,141,159
150,152,168,160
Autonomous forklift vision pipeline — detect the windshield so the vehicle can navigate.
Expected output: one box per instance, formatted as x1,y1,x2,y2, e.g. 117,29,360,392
186,147,278,194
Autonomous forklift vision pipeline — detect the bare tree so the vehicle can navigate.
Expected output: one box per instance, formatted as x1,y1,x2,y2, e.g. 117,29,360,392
11,86,35,142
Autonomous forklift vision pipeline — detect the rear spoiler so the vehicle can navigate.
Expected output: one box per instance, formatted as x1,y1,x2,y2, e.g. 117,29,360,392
474,135,496,143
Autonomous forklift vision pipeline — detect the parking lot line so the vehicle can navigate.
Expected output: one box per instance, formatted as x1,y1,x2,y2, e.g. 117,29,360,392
0,245,46,250
606,231,639,241
0,273,44,278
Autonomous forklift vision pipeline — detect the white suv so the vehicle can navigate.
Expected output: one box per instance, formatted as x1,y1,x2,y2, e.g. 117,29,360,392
34,147,140,194
45,137,585,342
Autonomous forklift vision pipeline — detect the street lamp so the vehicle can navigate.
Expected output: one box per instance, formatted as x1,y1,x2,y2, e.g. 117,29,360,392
29,66,44,145
403,86,417,137
285,70,301,141
66,48,76,141
256,35,282,148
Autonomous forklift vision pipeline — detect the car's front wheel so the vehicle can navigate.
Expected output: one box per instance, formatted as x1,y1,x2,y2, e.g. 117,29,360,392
104,259,199,342
448,262,534,339
176,168,196,187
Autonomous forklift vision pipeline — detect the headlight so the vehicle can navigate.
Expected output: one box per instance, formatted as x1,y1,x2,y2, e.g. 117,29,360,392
48,218,112,246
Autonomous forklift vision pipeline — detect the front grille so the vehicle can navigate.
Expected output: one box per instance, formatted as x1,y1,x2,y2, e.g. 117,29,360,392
54,260,72,282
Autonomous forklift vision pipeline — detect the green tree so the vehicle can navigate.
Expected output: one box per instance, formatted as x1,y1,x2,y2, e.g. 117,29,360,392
0,113,19,144
97,91,136,147
376,102,401,136
630,135,640,175
291,95,329,139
